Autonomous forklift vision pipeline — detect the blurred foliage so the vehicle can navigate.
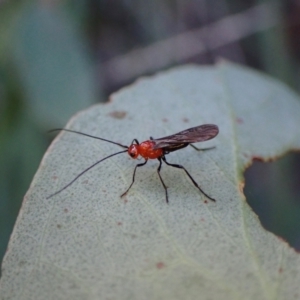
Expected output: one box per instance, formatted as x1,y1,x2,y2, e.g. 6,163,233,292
0,0,300,273
244,153,300,249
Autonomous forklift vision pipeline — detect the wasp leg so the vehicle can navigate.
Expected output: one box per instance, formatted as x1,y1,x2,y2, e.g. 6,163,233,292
162,156,216,202
130,139,139,145
156,157,169,203
190,144,216,151
121,159,148,198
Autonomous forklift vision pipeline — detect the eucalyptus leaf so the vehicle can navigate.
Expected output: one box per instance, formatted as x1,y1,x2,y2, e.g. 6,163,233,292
1,63,300,300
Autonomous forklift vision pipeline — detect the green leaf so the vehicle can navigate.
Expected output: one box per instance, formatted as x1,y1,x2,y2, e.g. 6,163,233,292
1,62,300,300
11,4,99,127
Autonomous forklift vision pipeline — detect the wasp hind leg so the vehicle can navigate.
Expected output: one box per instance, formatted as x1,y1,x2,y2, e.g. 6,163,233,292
190,144,216,151
162,156,216,202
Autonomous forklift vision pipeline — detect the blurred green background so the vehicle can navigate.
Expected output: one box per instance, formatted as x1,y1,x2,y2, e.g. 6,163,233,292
0,0,300,271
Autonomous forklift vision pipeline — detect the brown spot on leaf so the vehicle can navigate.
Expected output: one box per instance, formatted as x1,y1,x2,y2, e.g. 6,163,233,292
64,208,69,213
109,111,127,119
117,222,122,226
239,182,245,194
277,236,287,244
156,262,165,269
252,156,264,162
236,117,243,124
252,155,278,163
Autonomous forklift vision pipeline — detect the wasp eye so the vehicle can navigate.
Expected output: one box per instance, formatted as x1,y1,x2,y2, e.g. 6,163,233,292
128,145,139,159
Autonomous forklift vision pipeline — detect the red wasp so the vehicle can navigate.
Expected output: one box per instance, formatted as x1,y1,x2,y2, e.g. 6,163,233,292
47,124,219,203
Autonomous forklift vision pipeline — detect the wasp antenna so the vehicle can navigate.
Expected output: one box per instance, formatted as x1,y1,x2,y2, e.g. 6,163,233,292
47,149,128,199
48,128,128,149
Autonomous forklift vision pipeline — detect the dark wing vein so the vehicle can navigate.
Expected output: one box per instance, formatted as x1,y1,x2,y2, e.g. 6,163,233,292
152,124,219,149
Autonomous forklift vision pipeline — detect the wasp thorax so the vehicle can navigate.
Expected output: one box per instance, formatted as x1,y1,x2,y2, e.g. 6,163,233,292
128,144,139,159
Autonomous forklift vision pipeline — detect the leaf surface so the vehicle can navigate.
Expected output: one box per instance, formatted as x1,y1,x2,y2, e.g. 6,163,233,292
1,63,300,300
